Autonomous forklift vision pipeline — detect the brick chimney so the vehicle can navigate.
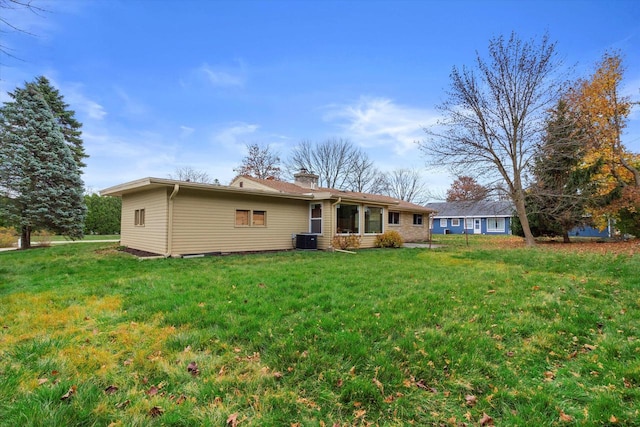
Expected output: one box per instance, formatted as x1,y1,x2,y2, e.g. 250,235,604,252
293,168,319,189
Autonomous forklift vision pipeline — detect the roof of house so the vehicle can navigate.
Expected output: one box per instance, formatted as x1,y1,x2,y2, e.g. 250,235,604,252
425,200,514,218
101,176,434,214
235,175,434,213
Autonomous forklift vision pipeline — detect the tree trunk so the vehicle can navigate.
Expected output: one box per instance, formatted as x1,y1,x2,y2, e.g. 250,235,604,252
562,230,570,243
513,191,536,247
20,225,31,249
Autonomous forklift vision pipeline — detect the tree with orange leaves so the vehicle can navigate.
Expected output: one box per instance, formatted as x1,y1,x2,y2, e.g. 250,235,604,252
567,52,639,233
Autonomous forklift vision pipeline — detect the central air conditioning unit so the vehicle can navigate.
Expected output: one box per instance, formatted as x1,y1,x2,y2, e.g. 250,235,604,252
296,233,317,250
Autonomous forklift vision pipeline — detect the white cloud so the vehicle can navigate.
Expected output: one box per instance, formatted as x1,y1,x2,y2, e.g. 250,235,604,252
62,83,107,121
323,97,439,155
180,125,195,138
114,87,148,117
212,122,260,148
199,63,245,87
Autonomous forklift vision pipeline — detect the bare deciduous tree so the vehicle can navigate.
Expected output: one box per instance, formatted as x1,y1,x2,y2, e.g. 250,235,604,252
234,143,281,179
169,166,213,184
1,0,46,59
288,138,360,189
380,168,429,204
420,32,565,246
345,151,386,194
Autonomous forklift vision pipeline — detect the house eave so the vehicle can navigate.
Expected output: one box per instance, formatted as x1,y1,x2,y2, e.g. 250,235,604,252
100,177,316,201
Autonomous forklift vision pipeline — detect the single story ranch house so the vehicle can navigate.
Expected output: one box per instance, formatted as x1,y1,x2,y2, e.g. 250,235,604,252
100,170,435,257
426,200,514,235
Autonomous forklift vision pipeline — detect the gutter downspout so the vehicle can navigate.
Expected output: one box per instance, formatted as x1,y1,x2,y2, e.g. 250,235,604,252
166,184,180,257
330,197,342,248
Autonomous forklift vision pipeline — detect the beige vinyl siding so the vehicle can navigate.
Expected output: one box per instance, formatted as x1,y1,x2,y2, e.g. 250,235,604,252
170,189,309,255
120,188,169,254
314,200,333,250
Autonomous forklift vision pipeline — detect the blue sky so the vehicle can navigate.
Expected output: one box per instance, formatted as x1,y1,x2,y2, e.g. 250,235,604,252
1,0,639,195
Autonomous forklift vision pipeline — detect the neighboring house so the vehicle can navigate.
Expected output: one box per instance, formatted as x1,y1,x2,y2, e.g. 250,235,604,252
569,220,612,238
426,200,514,235
100,170,434,257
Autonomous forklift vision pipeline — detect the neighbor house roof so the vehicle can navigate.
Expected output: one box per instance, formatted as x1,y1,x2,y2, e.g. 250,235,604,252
425,200,514,218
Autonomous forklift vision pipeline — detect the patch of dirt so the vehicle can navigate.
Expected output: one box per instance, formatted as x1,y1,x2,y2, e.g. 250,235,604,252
119,247,164,258
484,237,640,255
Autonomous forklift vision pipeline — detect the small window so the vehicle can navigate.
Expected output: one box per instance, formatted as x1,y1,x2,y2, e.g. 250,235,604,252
253,210,266,226
439,218,447,227
310,203,322,234
413,214,423,225
452,218,460,227
388,211,400,225
134,209,145,226
235,209,249,226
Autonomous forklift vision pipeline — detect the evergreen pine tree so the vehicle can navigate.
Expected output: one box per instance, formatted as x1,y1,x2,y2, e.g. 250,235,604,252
34,76,88,169
0,82,86,248
529,99,598,242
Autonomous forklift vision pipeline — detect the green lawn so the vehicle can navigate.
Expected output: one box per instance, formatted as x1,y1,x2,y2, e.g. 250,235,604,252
1,240,638,426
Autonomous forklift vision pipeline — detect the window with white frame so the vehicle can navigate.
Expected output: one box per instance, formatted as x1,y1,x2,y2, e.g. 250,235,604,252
452,218,460,227
486,217,505,232
336,204,359,234
465,218,473,229
413,214,423,225
365,206,383,234
134,209,145,226
439,218,447,227
310,203,322,234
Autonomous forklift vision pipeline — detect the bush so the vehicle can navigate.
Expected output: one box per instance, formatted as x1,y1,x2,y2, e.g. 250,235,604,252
374,230,404,248
0,227,18,248
332,233,362,250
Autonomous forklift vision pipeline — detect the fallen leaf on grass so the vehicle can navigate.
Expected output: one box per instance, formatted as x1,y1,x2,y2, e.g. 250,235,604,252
583,343,597,351
372,378,384,394
227,413,239,427
415,379,437,393
104,385,119,394
60,385,77,401
146,385,158,396
115,399,130,409
559,410,573,422
37,378,48,386
479,412,494,426
354,409,367,419
175,394,187,405
187,361,200,376
465,395,477,407
543,371,555,381
273,371,283,380
609,415,619,423
149,406,164,418
123,359,133,366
